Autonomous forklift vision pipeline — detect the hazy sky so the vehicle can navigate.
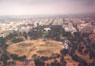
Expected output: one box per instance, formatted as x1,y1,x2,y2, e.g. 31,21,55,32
0,0,95,15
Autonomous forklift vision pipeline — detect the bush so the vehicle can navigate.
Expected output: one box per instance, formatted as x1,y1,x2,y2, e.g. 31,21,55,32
10,54,26,61
40,56,48,61
12,38,24,43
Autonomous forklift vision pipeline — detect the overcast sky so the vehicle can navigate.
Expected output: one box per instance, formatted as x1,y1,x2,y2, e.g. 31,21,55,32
0,0,95,15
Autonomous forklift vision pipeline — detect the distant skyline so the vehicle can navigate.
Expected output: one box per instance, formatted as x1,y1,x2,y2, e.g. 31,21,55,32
0,0,95,15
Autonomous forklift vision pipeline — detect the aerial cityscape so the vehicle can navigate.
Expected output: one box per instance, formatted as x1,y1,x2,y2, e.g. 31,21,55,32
0,0,95,66
0,15,95,66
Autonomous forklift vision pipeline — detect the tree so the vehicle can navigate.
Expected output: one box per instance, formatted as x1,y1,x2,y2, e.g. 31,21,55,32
28,29,43,40
63,32,72,37
23,32,28,39
60,49,68,56
51,60,61,66
74,32,81,37
72,55,85,63
34,58,45,66
89,51,95,59
0,37,6,45
12,38,24,43
5,32,18,40
83,50,89,54
60,57,67,66
69,48,75,56
40,56,48,61
47,25,63,40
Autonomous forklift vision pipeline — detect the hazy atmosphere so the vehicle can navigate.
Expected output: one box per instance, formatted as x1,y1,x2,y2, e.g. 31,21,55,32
0,0,94,15
0,0,95,66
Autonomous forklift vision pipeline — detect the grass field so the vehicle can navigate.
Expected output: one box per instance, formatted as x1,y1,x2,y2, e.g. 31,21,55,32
7,39,64,59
